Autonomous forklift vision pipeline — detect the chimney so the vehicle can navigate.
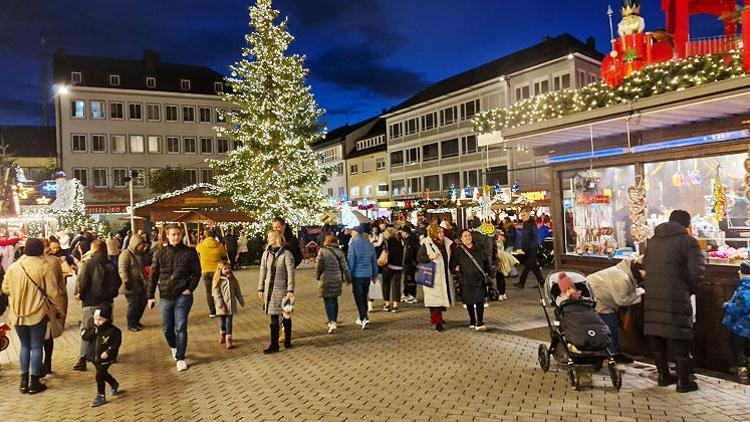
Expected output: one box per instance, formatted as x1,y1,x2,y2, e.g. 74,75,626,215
586,36,596,50
143,49,161,73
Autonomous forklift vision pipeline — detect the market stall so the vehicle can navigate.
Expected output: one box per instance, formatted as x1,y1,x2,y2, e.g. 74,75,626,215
172,210,254,246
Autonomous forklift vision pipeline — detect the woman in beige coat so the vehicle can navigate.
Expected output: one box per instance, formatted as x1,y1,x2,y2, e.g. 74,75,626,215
258,230,295,354
41,238,67,377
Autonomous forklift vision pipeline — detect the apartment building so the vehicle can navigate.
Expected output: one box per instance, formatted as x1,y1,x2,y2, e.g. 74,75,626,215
54,50,233,205
383,34,603,199
344,118,388,218
311,120,370,204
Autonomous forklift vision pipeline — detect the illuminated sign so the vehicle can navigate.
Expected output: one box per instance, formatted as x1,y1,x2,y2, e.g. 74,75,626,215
631,129,750,153
519,191,549,202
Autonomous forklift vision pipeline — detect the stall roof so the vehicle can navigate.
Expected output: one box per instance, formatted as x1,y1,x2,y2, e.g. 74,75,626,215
480,76,750,149
173,210,254,223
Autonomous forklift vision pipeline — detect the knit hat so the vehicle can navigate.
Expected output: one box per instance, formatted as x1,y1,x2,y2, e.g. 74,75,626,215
741,262,750,275
669,210,692,228
24,238,44,257
94,303,113,321
557,272,581,300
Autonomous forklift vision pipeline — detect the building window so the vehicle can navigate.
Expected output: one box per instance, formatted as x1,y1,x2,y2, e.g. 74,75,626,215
533,79,550,96
214,82,223,93
110,102,124,119
356,135,385,151
130,168,146,187
460,99,480,120
327,188,334,198
183,138,197,154
165,105,178,122
423,175,440,192
577,70,587,88
71,134,86,152
233,140,243,150
514,84,530,101
186,169,198,184
182,106,195,122
441,138,459,158
201,168,214,183
408,177,421,194
199,107,212,123
405,117,418,135
71,100,85,118
390,151,403,166
109,74,120,86
377,184,389,195
73,169,88,186
392,179,405,195
335,162,344,176
350,164,358,175
146,104,161,121
376,158,385,170
92,168,108,188
461,135,477,154
217,138,229,154
92,134,106,153
440,106,457,126
111,135,126,153
442,172,460,190
130,135,145,153
113,168,128,187
90,101,105,119
128,103,142,120
389,122,402,139
200,138,213,154
462,169,480,187
146,76,156,88
180,79,191,91
338,186,345,197
362,160,372,173
405,147,420,164
148,136,161,153
349,186,360,198
421,112,437,131
71,72,82,84
216,108,226,123
422,143,438,162
167,137,180,154
363,185,373,197
486,165,509,186
554,73,571,90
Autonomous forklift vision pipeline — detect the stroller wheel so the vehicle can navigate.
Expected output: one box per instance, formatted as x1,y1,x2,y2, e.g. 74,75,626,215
567,365,579,390
538,344,550,372
609,360,622,391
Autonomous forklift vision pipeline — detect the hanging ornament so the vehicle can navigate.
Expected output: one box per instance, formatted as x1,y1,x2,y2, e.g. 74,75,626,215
627,175,651,243
712,166,726,222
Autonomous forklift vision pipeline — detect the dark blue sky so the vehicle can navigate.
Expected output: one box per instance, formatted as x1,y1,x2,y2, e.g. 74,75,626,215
0,1,727,130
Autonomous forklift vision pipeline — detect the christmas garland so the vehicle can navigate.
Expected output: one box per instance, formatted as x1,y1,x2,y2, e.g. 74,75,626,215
133,183,220,209
473,50,747,135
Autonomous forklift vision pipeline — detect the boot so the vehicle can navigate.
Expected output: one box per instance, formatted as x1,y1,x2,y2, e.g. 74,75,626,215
19,373,29,394
675,357,698,393
737,367,750,385
653,353,677,386
262,324,279,354
225,335,234,350
28,375,47,394
282,319,293,349
72,356,87,371
219,332,226,344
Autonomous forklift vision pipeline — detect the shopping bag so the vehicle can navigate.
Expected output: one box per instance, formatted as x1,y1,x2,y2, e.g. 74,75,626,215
368,275,384,300
416,262,436,288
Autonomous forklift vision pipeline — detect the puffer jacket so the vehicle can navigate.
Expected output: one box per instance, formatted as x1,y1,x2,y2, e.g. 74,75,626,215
2,255,64,327
77,252,120,306
643,222,705,340
196,238,227,273
722,274,750,339
119,236,147,295
347,236,378,279
316,246,351,298
149,243,202,300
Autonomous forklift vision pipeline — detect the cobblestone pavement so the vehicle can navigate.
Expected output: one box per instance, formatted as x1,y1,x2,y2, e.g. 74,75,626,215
2,267,749,421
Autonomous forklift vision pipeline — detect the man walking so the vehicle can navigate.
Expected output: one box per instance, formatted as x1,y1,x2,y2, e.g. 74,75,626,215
119,235,149,331
643,210,704,392
148,225,201,372
347,226,378,329
195,229,228,317
513,211,544,289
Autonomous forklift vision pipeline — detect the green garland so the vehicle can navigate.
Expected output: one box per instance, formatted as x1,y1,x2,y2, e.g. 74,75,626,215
472,50,747,134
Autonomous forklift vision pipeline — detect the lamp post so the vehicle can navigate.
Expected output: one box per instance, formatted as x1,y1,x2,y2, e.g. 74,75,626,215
123,169,138,232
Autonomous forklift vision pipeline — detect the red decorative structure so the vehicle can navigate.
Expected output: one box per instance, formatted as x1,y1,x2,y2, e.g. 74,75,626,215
662,0,737,57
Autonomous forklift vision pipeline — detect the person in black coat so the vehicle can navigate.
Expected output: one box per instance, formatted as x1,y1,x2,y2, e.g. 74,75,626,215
643,210,705,393
82,303,121,407
450,229,492,330
381,228,405,311
513,211,544,288
399,226,419,304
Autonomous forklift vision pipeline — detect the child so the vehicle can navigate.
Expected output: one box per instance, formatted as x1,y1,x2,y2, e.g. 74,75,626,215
82,303,122,407
212,263,245,349
555,272,582,306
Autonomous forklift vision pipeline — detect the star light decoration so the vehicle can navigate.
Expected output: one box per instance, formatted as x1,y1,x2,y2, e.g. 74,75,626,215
209,0,332,236
473,50,747,135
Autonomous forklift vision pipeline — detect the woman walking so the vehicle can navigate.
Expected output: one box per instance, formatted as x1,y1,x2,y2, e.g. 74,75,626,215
451,230,492,330
2,238,64,394
258,230,295,354
212,263,244,349
417,224,454,332
41,238,67,377
315,234,351,333
381,227,404,312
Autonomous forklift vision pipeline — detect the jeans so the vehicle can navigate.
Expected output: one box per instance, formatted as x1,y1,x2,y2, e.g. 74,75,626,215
220,315,233,335
599,312,621,355
202,273,216,315
382,268,402,302
731,332,750,367
352,278,370,321
80,305,97,358
466,303,485,326
519,249,543,286
95,363,117,395
160,294,194,361
126,291,148,329
323,297,339,323
15,320,47,376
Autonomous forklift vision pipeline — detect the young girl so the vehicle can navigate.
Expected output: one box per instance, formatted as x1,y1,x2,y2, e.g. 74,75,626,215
212,263,245,349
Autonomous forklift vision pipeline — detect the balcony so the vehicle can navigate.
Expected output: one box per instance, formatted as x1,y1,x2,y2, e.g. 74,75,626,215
686,34,742,57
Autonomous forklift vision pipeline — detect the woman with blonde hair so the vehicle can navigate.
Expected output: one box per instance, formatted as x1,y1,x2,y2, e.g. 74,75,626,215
315,234,351,333
416,224,454,332
258,229,295,354
381,227,404,312
212,262,244,349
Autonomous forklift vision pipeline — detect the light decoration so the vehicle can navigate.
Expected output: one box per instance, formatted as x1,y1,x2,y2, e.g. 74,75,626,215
712,166,727,223
473,50,747,135
209,0,331,236
132,183,219,209
25,177,107,234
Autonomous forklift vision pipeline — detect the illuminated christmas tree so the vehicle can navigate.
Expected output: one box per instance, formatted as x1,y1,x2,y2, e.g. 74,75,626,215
210,0,330,234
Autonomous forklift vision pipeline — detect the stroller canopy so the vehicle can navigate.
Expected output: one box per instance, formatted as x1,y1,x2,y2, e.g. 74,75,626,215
544,271,596,306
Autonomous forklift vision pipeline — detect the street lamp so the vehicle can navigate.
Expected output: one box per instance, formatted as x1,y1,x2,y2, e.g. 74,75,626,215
123,169,138,232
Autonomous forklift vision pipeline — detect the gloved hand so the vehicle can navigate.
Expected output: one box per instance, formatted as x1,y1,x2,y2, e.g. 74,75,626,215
635,287,645,296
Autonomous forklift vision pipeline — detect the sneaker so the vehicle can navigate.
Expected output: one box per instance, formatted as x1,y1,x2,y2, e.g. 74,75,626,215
176,360,188,372
407,296,418,304
361,319,369,330
135,323,144,329
382,305,390,312
391,307,400,313
475,325,487,331
499,294,508,301
91,394,106,408
484,302,489,308
327,322,336,334
469,324,476,329
110,380,120,396
209,314,217,318
355,319,362,326
400,296,408,303
367,301,374,313
170,348,177,361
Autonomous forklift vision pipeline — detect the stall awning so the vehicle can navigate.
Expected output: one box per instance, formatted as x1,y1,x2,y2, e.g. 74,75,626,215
480,76,750,149
172,211,254,224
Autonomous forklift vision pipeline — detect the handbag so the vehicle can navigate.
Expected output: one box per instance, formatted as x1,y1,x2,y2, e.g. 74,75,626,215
459,245,493,296
416,262,436,288
377,242,389,267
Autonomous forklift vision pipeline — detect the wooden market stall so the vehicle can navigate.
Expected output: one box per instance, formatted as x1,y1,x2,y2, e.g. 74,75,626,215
172,210,254,246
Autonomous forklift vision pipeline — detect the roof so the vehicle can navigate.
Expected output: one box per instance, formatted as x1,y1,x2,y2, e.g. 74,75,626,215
173,210,254,223
311,117,374,150
345,118,387,158
133,183,220,209
54,50,226,95
389,34,604,114
0,126,56,158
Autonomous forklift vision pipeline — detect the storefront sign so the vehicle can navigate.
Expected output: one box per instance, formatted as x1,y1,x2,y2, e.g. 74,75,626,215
86,204,128,214
184,197,219,205
519,191,549,202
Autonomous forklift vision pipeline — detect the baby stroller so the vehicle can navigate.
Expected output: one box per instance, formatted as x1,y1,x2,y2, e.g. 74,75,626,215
536,270,622,390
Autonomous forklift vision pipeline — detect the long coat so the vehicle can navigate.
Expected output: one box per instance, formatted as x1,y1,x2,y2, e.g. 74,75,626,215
417,237,454,308
258,247,295,315
643,222,705,340
2,255,64,327
316,246,351,298
450,243,491,305
119,236,147,295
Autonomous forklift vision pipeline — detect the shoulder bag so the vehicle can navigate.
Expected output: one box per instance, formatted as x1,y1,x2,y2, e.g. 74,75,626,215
377,241,389,267
20,264,62,330
416,242,437,288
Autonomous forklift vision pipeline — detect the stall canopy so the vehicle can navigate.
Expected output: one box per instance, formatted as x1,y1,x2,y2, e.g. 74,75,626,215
173,210,254,224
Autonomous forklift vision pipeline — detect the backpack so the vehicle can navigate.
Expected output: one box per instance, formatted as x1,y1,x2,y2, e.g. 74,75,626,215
100,260,122,301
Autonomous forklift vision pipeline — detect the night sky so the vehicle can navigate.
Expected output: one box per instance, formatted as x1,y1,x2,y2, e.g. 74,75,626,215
0,1,726,131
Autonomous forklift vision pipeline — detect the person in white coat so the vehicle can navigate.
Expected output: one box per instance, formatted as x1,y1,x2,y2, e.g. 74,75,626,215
416,224,454,332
